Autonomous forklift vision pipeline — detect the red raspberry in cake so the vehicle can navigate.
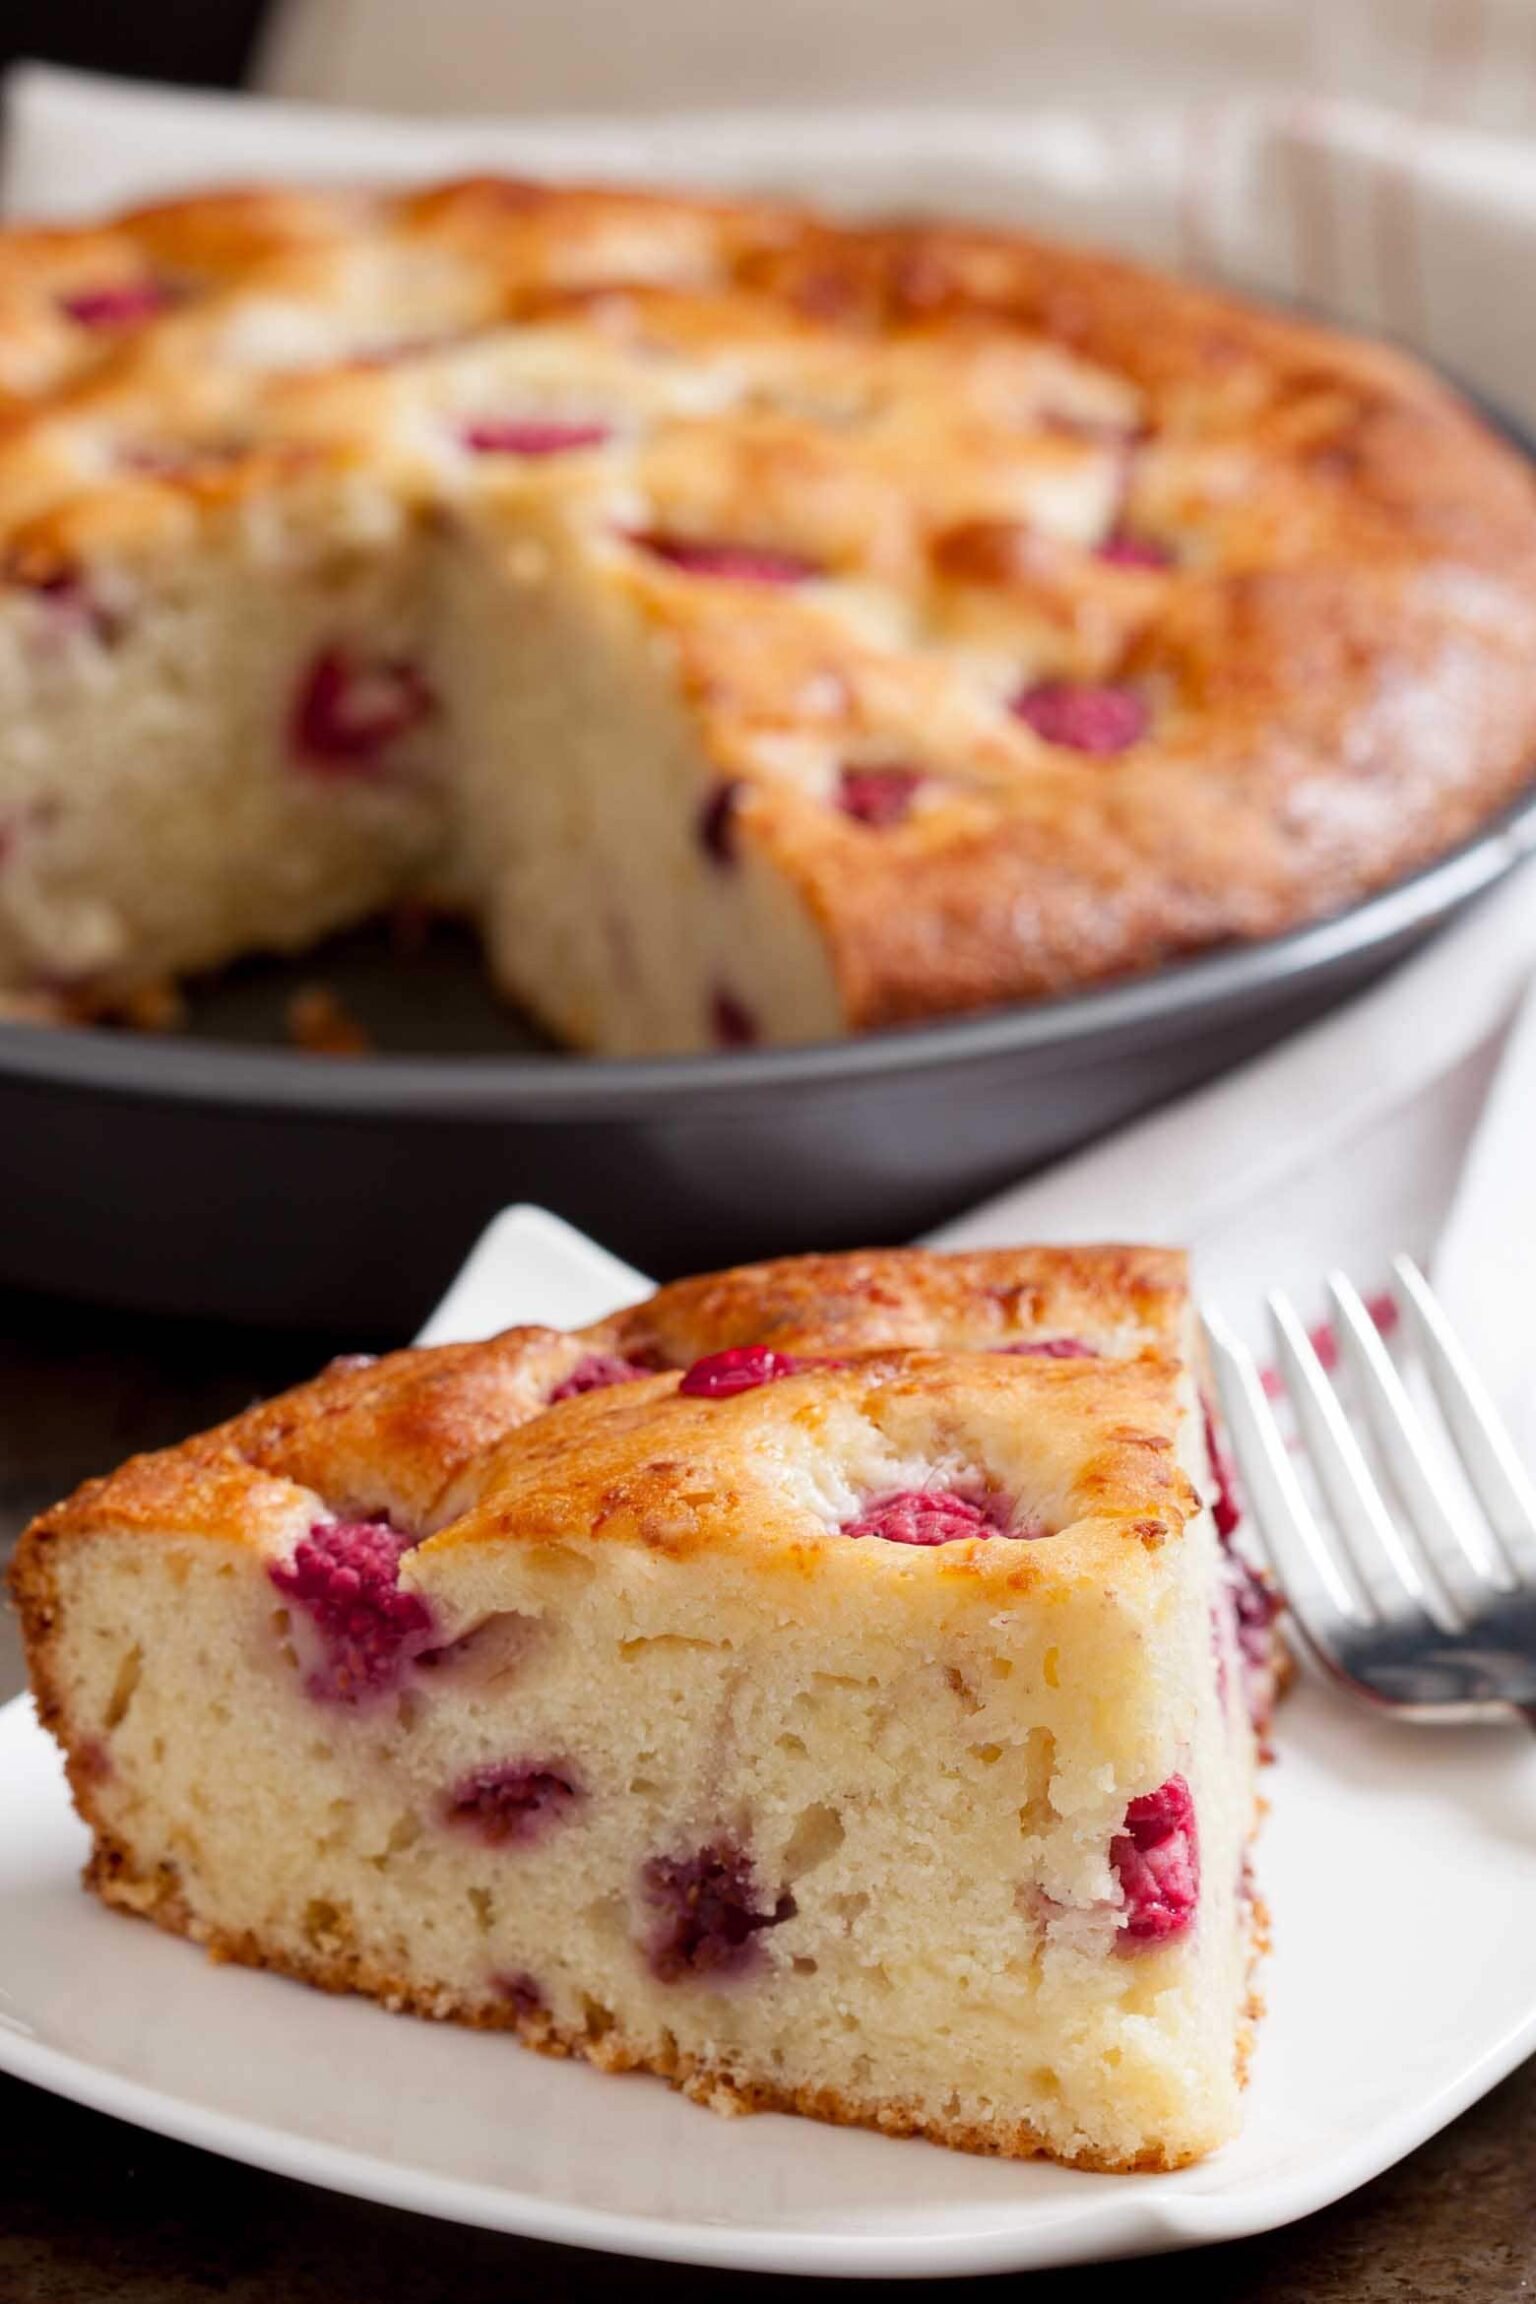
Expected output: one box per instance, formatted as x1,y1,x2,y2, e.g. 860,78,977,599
443,1761,583,1845
1000,1336,1098,1359
59,280,175,329
1227,1554,1283,1742
1111,1774,1199,1943
1229,1560,1278,1659
841,1489,1009,1546
679,1345,801,1397
494,1970,548,2017
1012,680,1148,755
633,534,820,584
643,1842,796,1981
289,648,436,774
837,765,924,827
268,1518,434,1704
710,989,759,1047
698,779,743,865
460,418,612,456
550,1353,650,1401
1097,530,1174,569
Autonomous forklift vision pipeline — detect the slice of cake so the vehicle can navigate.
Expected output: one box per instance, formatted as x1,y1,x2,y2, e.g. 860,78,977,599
11,1246,1274,2170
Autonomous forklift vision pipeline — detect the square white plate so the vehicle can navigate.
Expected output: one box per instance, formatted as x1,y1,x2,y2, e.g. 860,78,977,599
4,1205,1536,2279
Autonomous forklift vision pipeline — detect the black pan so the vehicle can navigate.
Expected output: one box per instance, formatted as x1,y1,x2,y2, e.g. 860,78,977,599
2,783,1532,1334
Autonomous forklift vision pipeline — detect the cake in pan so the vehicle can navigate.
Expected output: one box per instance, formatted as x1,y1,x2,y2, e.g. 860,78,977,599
13,1245,1278,2169
0,178,1533,1052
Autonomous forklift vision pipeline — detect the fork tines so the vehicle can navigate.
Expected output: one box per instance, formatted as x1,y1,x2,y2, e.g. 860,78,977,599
1203,1257,1536,1724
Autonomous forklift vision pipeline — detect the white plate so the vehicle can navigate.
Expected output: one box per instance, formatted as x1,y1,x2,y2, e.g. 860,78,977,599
4,1205,1536,2279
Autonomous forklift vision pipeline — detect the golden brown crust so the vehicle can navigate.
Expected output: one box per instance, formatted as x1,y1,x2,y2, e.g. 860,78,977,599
613,1241,1188,1357
11,1244,1190,1578
421,1345,1195,1577
0,176,1531,1025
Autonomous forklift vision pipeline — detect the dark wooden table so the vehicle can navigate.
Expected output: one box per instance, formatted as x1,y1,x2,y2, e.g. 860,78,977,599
3,1286,1531,2301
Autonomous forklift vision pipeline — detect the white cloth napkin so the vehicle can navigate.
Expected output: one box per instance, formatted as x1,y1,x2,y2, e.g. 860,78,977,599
928,872,1536,1429
11,60,1536,428
4,64,1534,1438
251,0,1536,128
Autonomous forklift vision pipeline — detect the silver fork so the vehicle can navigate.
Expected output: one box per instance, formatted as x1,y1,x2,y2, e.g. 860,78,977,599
1204,1255,1536,1728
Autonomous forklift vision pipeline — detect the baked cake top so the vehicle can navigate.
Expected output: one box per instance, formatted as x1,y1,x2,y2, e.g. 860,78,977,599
17,1247,1203,1669
0,176,1533,1022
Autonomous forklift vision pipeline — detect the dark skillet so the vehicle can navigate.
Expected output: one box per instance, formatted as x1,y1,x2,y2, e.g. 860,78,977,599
2,776,1532,1333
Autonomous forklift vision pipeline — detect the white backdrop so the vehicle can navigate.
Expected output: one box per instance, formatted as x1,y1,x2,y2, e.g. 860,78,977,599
7,54,1536,433
252,0,1536,133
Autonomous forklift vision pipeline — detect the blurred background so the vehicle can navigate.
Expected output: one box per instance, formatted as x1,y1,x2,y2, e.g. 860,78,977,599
5,0,1536,128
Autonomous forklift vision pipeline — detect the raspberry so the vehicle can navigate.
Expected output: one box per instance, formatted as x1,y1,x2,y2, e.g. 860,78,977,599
268,1519,434,1704
460,418,612,456
494,1971,548,2018
59,281,175,329
550,1353,650,1402
632,534,819,584
840,1489,1005,1546
697,780,743,865
710,989,759,1047
1012,680,1147,755
443,1762,582,1845
1000,1337,1097,1359
75,1738,112,1784
1231,1555,1281,1672
1111,1774,1199,1942
643,1842,795,1980
1097,530,1173,569
837,765,925,827
678,1345,801,1398
289,648,435,774
1226,1551,1282,1742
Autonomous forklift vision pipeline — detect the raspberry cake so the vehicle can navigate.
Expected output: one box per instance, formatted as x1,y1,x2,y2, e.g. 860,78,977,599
0,179,1534,1050
12,1246,1276,2170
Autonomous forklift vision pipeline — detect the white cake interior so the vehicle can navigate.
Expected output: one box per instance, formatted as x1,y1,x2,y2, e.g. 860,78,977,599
35,1327,1261,2172
0,467,844,1052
